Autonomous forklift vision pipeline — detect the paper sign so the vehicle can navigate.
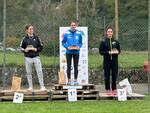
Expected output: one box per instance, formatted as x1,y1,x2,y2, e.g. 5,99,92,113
119,78,132,95
68,89,77,102
13,92,24,103
117,89,127,101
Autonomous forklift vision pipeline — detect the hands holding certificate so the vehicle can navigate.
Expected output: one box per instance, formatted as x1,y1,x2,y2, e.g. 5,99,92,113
109,48,119,54
25,45,37,52
68,46,79,50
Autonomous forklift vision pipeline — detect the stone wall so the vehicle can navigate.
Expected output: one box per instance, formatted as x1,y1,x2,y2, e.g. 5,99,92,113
0,67,147,87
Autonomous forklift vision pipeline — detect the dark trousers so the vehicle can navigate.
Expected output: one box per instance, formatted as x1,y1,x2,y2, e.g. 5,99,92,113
104,60,118,91
66,54,79,80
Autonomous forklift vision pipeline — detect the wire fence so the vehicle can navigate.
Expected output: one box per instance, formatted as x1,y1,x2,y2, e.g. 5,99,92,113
0,0,148,94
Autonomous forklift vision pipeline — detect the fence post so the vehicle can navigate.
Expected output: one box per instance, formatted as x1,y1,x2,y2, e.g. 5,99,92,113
2,0,7,89
115,0,119,40
148,0,150,95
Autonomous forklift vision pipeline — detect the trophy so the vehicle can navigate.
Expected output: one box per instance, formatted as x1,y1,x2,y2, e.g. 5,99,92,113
69,46,79,50
110,48,119,54
27,45,35,51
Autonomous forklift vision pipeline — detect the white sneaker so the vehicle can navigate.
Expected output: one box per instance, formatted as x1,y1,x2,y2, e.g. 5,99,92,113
27,87,33,91
40,86,47,91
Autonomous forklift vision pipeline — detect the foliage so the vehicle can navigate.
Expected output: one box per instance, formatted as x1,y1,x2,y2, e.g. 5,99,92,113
0,0,148,50
6,36,21,48
41,39,59,56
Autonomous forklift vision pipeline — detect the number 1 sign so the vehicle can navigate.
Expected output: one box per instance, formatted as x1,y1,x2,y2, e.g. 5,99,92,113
68,89,77,102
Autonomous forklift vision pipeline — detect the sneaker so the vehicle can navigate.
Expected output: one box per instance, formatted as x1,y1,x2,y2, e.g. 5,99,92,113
40,86,47,91
74,81,79,86
106,90,111,95
70,81,74,85
67,81,71,85
111,90,117,95
27,87,33,91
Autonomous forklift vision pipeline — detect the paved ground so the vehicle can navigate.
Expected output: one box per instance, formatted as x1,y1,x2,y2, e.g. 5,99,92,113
96,84,148,94
0,84,148,95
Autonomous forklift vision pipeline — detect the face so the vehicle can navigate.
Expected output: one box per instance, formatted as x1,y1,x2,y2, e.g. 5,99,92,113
26,26,34,36
106,28,113,38
70,22,77,31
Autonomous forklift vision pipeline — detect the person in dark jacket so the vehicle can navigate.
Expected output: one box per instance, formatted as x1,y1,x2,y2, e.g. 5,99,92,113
62,21,82,85
99,26,120,95
20,24,47,91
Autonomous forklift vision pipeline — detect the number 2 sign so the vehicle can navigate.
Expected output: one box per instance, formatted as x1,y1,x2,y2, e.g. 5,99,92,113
13,92,24,103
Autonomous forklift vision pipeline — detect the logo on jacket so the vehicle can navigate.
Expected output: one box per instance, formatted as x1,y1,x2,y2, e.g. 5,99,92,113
112,41,116,45
76,36,79,39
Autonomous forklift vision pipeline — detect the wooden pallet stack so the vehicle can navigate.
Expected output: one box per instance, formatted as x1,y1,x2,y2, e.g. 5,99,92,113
52,84,99,100
0,90,52,102
0,85,146,102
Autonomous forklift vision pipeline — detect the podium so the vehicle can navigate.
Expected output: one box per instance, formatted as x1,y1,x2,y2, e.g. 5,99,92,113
52,84,99,100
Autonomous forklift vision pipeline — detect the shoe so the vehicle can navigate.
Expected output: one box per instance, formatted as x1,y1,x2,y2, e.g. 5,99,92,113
67,81,71,85
40,86,47,91
106,90,111,95
74,80,79,85
70,81,74,85
111,90,117,95
27,87,33,91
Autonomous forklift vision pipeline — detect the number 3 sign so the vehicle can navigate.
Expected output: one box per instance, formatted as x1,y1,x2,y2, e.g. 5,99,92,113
117,89,127,101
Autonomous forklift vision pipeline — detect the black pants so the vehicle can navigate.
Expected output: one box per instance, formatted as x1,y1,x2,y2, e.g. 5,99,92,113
104,60,118,91
66,54,79,80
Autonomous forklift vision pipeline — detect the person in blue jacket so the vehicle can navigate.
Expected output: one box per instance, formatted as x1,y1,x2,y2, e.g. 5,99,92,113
62,21,82,85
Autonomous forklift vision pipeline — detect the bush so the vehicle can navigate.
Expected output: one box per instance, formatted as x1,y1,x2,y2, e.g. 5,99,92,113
41,40,59,56
6,36,21,48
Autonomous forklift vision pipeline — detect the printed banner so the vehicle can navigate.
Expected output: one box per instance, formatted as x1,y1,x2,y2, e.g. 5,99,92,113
59,27,88,84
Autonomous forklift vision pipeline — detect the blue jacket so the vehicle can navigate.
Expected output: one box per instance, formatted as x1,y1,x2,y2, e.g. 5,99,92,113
62,29,82,54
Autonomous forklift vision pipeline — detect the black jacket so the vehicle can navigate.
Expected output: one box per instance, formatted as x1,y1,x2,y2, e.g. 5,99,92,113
99,37,121,63
20,34,43,58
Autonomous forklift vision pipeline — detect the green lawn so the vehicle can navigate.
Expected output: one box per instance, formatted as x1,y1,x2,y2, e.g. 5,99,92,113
86,51,147,69
0,51,148,69
0,96,150,113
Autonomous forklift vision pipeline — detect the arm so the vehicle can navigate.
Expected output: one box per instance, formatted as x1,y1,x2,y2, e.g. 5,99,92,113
117,41,121,54
36,37,43,52
78,34,82,48
20,38,26,53
99,41,109,55
62,34,69,49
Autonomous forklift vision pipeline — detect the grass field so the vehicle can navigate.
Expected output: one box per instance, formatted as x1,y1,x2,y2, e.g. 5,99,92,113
0,51,147,69
0,51,148,113
0,96,150,113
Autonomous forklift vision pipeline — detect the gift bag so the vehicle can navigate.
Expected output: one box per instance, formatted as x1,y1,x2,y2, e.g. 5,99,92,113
58,69,66,84
119,78,132,95
11,75,21,91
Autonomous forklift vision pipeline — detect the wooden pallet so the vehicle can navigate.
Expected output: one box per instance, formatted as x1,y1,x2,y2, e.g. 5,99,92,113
0,90,52,101
52,84,99,100
0,84,99,101
54,84,96,90
51,89,99,100
99,93,146,100
0,84,145,101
